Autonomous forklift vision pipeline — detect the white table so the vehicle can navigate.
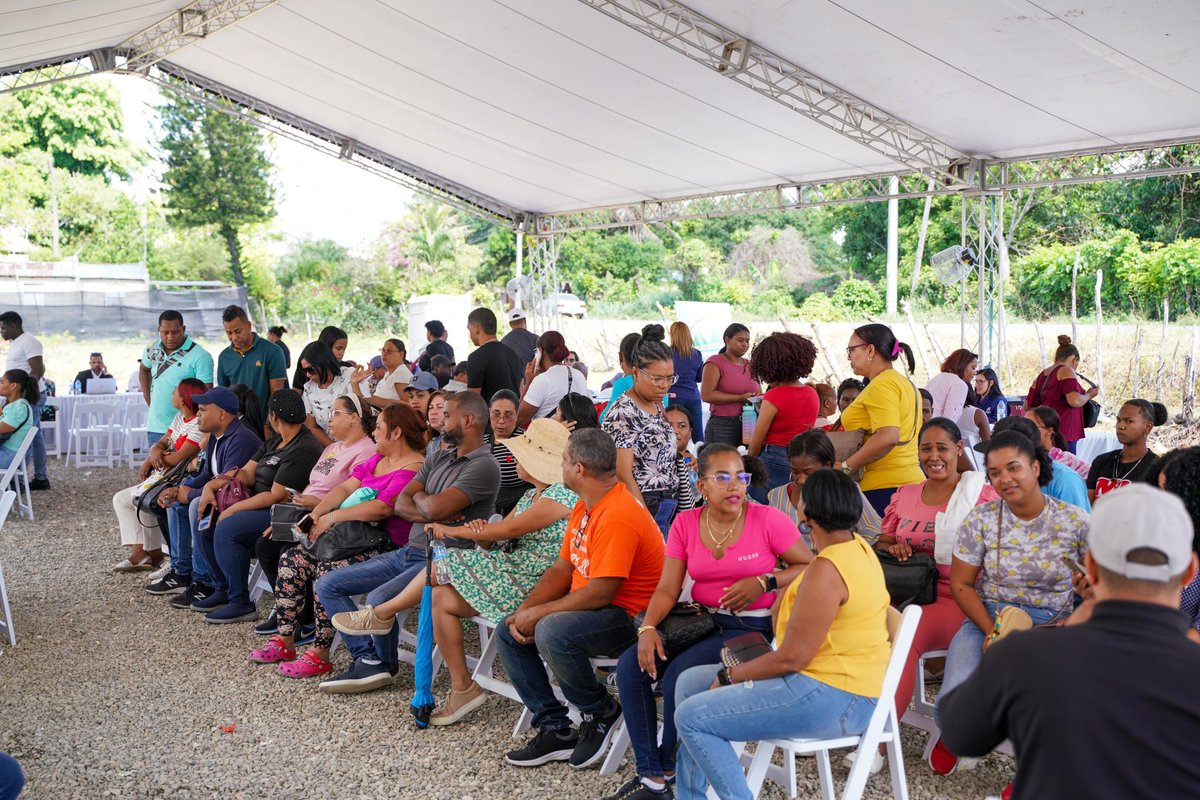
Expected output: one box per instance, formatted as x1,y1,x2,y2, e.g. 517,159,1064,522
1076,430,1120,465
55,393,148,461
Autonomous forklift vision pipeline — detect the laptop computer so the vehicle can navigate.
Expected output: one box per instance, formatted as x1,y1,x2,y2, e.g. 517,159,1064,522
85,377,118,395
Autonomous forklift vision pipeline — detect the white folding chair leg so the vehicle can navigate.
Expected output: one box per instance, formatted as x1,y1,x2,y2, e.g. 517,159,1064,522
248,563,272,603
599,719,629,775
885,711,911,800
0,559,14,646
814,750,836,800
745,742,775,797
513,707,534,738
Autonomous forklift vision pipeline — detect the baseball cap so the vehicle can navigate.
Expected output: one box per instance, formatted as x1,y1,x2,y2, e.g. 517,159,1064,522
405,372,439,392
369,355,384,370
192,386,239,414
1089,483,1194,582
507,309,527,322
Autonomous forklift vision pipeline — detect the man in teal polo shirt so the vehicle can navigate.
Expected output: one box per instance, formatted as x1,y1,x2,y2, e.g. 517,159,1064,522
215,305,287,415
140,310,214,447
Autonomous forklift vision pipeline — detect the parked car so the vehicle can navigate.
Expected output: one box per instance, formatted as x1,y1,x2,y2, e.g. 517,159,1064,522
550,292,587,318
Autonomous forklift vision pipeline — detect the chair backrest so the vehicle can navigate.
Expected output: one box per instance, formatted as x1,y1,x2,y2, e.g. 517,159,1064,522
863,605,923,743
124,401,149,430
74,401,119,428
0,428,36,488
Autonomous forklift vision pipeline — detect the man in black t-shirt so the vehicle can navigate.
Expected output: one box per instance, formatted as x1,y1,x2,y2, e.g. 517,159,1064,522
465,307,524,402
417,319,455,373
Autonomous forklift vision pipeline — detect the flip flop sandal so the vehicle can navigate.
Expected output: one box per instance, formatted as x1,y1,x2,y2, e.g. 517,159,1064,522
112,556,154,573
278,650,333,679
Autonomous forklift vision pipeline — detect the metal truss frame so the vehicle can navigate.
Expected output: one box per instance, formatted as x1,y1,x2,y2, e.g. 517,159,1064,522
0,50,114,95
144,63,524,227
961,187,1007,374
526,229,562,334
119,0,280,73
576,0,967,186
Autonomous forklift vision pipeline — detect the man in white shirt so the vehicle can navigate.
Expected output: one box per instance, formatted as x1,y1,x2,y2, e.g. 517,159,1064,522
0,311,49,489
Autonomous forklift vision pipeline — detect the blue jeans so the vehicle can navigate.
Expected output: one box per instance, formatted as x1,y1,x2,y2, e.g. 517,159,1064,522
674,666,877,800
760,443,791,493
314,546,425,672
148,431,166,450
496,606,635,732
936,600,1061,721
642,491,677,540
0,448,16,471
674,399,703,443
213,508,272,605
0,752,23,800
168,496,216,586
617,613,773,777
30,393,47,481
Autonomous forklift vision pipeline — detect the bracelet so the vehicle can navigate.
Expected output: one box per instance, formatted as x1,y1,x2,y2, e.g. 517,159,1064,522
755,575,768,593
637,625,657,636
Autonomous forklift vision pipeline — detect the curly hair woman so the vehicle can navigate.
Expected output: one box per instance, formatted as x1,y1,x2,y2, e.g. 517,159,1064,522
747,332,819,493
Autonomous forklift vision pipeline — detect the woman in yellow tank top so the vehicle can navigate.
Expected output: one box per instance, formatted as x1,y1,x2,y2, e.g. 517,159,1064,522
671,469,891,800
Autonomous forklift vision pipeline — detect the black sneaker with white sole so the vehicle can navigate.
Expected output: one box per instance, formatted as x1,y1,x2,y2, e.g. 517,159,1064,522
254,610,279,635
602,777,673,800
570,702,623,769
505,727,579,767
169,583,211,610
145,571,190,595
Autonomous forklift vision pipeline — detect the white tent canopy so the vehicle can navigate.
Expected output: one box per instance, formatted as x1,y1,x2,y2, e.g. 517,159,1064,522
3,0,1199,222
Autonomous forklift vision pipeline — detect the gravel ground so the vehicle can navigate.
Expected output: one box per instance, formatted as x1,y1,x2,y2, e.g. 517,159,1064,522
0,461,1015,799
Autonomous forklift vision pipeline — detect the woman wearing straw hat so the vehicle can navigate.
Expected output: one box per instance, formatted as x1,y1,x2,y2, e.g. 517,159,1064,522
330,418,580,726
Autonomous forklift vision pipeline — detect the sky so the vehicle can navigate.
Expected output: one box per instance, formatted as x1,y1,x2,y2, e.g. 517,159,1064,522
112,74,414,254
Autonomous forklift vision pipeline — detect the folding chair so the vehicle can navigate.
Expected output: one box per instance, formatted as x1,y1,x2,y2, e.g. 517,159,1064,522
0,490,19,645
743,605,922,800
124,402,150,467
0,428,36,520
40,396,63,458
901,647,1015,762
67,400,121,468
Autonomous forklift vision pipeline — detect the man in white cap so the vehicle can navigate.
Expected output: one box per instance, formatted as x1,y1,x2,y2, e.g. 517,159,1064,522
939,483,1200,799
501,308,539,365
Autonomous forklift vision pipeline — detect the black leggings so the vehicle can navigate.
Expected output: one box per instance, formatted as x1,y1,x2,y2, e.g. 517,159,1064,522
254,536,313,625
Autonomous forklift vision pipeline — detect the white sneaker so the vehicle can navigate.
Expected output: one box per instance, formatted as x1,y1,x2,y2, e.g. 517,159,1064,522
843,749,885,774
147,561,171,581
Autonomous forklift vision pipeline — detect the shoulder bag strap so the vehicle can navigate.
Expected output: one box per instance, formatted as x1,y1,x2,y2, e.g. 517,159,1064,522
153,339,197,381
565,363,573,394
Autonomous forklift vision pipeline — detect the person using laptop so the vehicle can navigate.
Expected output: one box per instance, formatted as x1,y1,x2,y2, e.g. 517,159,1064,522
74,352,112,395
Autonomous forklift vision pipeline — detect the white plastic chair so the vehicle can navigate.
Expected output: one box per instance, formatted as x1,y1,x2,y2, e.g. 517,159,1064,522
0,490,18,645
0,428,36,520
123,402,150,467
41,396,63,458
742,605,922,800
67,400,122,468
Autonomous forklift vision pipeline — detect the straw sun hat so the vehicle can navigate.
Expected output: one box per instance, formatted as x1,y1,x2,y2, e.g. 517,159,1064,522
501,418,571,486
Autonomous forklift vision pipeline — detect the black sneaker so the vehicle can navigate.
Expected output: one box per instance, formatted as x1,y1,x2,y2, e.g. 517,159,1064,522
602,777,673,800
145,572,190,595
317,659,395,694
254,610,279,635
29,478,50,491
570,702,623,769
170,583,211,610
294,622,316,646
505,727,579,767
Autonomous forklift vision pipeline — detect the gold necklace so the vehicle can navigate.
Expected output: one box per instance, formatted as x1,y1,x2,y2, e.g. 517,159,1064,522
704,504,744,559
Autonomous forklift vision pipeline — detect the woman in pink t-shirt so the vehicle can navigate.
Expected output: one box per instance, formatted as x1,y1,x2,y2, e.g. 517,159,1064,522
875,417,996,731
609,445,812,794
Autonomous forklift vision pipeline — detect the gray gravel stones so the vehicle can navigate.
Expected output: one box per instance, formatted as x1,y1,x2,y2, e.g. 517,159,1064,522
0,461,1014,798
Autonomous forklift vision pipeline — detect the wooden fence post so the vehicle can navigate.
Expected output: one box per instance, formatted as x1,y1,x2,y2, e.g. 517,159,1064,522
1129,323,1144,400
903,301,932,381
1187,327,1200,422
1156,298,1170,402
808,322,840,383
1094,270,1104,409
923,322,946,364
1070,251,1080,347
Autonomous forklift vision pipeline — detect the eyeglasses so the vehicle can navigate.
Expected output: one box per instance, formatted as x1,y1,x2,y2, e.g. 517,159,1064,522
490,410,516,421
571,511,590,550
637,369,678,387
846,343,869,358
703,472,752,488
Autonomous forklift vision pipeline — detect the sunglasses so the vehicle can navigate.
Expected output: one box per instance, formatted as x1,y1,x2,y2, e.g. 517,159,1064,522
570,512,590,551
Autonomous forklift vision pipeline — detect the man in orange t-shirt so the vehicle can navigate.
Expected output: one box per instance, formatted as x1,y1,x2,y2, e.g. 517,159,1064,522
498,428,664,771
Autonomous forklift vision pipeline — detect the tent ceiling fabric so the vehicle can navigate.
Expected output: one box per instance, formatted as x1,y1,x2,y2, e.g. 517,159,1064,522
2,0,1199,218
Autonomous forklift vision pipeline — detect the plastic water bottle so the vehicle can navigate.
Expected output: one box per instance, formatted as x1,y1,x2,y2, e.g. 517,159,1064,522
431,543,452,585
73,379,82,395
741,401,757,445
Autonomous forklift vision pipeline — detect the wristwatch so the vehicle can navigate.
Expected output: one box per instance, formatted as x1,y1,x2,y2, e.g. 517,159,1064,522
839,461,854,476
716,667,733,686
765,573,778,592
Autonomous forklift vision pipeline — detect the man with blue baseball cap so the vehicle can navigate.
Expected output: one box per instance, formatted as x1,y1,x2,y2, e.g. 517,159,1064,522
148,385,263,605
940,483,1200,799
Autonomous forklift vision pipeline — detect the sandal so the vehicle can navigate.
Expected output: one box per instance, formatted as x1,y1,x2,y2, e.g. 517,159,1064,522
249,636,296,664
278,650,333,679
112,556,154,573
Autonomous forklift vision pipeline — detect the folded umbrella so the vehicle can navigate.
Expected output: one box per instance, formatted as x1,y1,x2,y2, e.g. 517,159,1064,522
410,539,436,728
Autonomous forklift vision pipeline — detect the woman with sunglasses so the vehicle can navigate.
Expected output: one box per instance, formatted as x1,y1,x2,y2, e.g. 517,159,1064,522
487,389,533,516
839,323,924,516
298,340,354,446
606,444,812,800
602,331,680,537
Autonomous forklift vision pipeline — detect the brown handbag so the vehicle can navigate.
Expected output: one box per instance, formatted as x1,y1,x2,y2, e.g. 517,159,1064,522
826,429,866,481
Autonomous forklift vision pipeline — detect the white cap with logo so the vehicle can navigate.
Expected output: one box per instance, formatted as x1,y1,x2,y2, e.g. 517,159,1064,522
1088,483,1194,582
507,309,527,322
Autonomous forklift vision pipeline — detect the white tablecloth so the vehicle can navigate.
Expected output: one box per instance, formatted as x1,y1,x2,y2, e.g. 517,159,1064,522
1076,430,1119,465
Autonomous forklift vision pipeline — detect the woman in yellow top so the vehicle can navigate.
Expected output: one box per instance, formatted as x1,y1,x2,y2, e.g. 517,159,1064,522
672,469,891,800
837,323,925,516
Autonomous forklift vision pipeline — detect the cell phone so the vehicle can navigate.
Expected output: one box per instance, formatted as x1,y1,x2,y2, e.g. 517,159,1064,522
285,487,298,500
1060,555,1085,575
295,514,315,535
197,512,213,531
532,348,541,365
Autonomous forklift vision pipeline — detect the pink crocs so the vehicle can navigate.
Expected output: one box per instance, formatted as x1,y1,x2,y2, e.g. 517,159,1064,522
249,636,296,664
278,650,333,679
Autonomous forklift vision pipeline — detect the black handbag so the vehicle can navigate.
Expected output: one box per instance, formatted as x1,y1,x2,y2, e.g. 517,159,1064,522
1082,398,1101,428
303,519,390,561
876,550,938,608
720,631,773,667
269,503,310,542
135,459,192,528
635,602,717,658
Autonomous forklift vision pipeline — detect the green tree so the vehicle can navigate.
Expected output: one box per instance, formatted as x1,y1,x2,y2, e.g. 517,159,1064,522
158,89,276,286
275,238,347,288
13,79,141,179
